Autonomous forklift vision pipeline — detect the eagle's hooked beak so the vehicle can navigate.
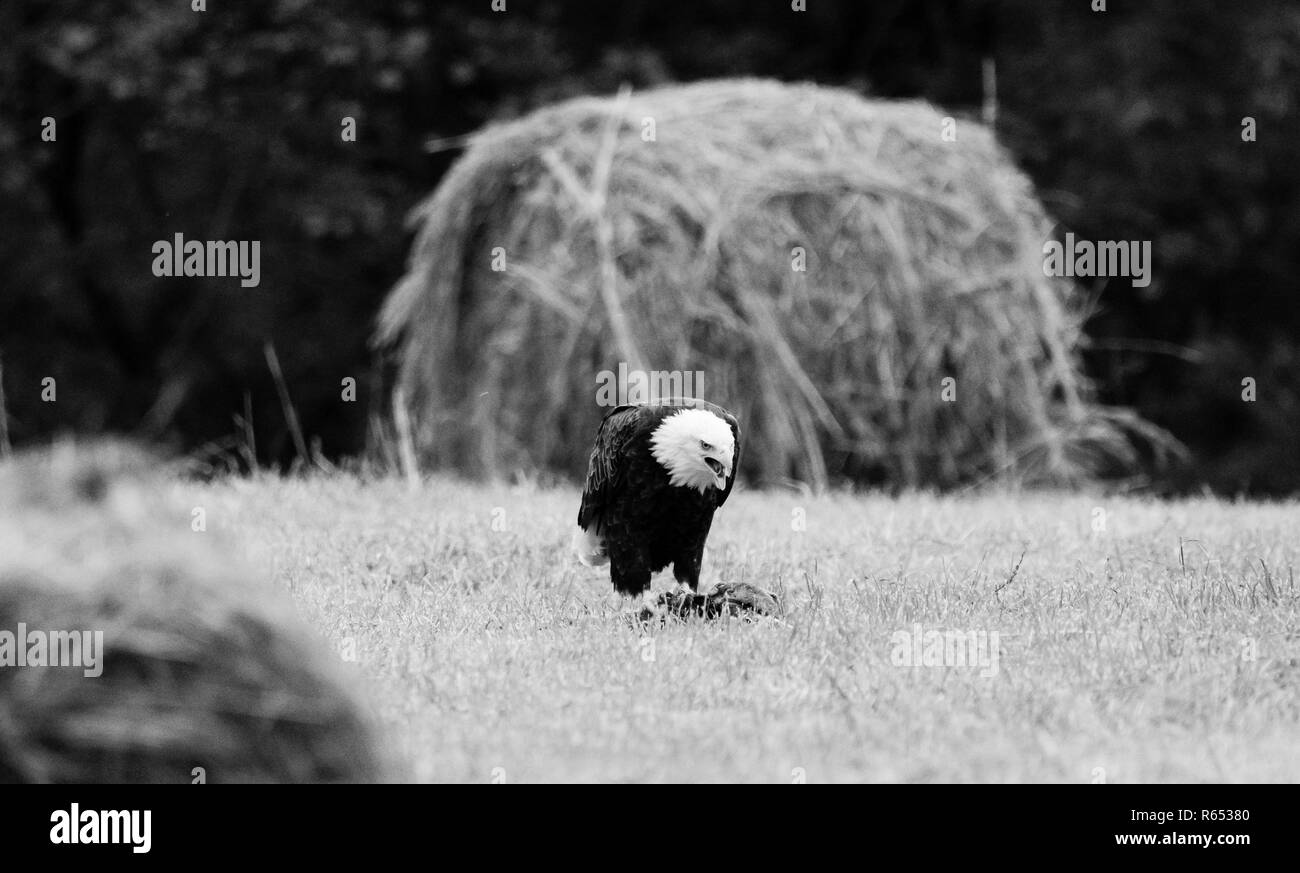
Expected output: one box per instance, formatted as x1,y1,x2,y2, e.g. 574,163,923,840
704,454,732,489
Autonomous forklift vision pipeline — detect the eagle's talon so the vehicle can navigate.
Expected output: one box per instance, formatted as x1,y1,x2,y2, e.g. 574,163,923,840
629,591,663,622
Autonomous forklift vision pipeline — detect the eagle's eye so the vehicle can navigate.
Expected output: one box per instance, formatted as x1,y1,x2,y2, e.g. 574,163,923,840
700,441,713,452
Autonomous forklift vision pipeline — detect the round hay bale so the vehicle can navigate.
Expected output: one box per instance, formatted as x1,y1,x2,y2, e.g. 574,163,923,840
379,77,1153,488
0,441,384,783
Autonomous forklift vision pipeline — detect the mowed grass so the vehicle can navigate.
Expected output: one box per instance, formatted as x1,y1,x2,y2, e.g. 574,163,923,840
185,475,1300,782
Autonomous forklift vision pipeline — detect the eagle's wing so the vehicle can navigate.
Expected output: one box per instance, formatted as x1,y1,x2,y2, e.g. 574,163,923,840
577,405,658,533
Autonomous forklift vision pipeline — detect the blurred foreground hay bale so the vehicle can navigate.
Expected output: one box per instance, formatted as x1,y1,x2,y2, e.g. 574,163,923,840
0,441,383,783
380,78,1161,488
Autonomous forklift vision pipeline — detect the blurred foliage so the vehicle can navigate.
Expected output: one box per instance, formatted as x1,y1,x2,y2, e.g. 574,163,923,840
999,0,1300,494
0,0,1294,492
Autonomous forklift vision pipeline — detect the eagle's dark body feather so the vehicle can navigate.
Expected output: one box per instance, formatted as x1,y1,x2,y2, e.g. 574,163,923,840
577,399,740,596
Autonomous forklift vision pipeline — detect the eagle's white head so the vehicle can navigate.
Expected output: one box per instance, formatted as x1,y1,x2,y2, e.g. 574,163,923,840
649,408,735,493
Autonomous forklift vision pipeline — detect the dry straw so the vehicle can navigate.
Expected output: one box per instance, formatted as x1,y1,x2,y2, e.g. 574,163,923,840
379,78,1164,489
0,441,384,783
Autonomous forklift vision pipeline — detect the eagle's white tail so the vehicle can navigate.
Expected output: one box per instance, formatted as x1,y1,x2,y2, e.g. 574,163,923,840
573,526,608,566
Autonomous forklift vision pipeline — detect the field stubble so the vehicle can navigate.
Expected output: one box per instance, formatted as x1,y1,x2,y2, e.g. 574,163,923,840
189,475,1300,782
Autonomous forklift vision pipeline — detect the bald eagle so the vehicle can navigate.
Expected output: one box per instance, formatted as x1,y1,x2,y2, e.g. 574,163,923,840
574,398,740,608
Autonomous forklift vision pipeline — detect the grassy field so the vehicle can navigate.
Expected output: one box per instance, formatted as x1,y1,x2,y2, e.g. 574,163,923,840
185,474,1300,782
